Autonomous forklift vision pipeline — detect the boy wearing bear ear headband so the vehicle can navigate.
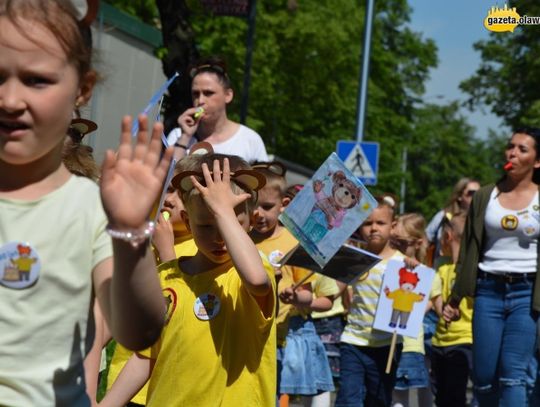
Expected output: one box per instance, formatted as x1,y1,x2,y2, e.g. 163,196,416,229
101,154,277,407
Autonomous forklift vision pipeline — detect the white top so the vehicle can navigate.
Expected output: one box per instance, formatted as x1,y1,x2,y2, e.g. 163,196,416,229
167,124,268,163
0,176,112,406
479,188,539,274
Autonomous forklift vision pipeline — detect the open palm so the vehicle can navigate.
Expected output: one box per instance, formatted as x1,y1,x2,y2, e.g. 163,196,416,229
100,116,173,229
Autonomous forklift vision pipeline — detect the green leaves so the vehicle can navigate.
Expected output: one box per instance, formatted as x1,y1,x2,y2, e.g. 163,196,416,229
461,0,540,129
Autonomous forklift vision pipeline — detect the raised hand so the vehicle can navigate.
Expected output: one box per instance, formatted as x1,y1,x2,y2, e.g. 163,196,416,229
100,115,173,229
191,158,251,217
177,107,203,141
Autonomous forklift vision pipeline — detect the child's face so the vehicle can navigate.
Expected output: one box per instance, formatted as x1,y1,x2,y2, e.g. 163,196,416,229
253,186,285,234
0,18,93,166
183,195,250,264
391,222,417,258
360,206,394,253
162,185,188,234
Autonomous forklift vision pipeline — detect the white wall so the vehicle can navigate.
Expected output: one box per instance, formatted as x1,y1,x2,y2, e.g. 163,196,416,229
84,24,166,163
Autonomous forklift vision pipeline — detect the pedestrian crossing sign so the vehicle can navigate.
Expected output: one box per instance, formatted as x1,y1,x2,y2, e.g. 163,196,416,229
336,140,379,185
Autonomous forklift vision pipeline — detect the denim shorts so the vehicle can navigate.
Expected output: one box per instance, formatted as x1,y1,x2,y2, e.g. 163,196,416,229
280,316,335,395
313,315,346,379
394,351,429,390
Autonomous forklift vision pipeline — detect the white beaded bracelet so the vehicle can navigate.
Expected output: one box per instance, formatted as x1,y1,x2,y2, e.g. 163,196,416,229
106,221,155,248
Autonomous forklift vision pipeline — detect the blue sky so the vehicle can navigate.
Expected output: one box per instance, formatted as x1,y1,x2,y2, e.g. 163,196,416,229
407,0,508,139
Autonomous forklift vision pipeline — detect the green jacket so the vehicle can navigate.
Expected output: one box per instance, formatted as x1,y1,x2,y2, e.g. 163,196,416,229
450,183,540,312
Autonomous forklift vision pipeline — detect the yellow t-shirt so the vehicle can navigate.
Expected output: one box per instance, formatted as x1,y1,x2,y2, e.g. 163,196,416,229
106,237,197,404
387,290,424,312
145,257,276,407
254,227,314,346
402,273,442,354
432,264,473,347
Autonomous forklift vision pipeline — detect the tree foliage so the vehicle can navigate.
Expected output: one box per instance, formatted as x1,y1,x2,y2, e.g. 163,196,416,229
460,0,540,129
102,0,506,216
405,103,505,218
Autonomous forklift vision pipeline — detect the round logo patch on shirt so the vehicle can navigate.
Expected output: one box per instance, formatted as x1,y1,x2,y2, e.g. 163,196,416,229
0,242,41,289
268,250,284,267
501,215,519,231
193,293,221,320
523,222,538,237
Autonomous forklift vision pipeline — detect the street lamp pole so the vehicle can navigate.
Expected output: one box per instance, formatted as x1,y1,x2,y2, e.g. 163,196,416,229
355,0,375,142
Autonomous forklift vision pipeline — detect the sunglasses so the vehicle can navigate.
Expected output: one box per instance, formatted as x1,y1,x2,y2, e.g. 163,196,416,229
464,189,478,197
392,236,417,247
189,63,228,79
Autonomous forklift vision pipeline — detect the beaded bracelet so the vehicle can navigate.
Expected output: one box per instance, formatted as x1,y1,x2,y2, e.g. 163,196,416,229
106,221,155,248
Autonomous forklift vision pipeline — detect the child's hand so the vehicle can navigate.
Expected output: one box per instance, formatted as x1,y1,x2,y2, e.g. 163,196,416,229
101,115,173,229
383,286,390,296
279,286,297,304
403,257,420,270
191,158,251,217
442,300,461,324
153,213,175,262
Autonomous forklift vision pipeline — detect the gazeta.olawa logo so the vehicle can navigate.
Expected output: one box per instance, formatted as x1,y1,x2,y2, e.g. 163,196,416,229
484,4,540,32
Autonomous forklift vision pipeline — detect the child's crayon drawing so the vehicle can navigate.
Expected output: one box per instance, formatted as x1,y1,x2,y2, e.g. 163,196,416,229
373,259,435,338
279,153,377,268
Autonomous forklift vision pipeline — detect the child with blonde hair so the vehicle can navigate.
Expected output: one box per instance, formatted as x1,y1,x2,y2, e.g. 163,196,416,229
336,197,405,407
390,213,441,407
0,1,171,404
100,154,276,406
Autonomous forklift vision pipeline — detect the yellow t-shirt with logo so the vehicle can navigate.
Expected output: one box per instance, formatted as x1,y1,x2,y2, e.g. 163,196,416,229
432,264,473,347
106,237,197,404
145,257,276,407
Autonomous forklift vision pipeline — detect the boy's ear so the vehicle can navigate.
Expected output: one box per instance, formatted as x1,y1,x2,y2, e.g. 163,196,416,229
180,210,191,233
280,197,291,212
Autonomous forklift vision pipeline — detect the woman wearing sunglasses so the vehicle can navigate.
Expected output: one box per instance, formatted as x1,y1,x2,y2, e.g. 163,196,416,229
168,56,268,164
444,128,540,406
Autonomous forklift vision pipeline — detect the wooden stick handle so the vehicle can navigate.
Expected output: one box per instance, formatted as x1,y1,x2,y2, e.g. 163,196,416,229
385,331,398,374
292,271,315,291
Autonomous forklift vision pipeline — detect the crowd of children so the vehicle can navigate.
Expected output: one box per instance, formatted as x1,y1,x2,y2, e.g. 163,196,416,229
4,2,540,407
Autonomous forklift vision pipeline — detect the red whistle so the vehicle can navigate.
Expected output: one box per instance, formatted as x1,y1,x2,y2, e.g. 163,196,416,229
504,162,513,171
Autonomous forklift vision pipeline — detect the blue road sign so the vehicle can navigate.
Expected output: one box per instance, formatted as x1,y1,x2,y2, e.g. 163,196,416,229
336,140,380,186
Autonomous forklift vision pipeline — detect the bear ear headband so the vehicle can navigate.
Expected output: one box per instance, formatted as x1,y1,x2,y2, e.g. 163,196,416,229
171,169,266,195
169,142,266,193
71,0,100,27
251,161,287,177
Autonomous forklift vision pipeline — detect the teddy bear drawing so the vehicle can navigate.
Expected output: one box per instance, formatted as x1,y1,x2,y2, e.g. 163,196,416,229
303,171,361,243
